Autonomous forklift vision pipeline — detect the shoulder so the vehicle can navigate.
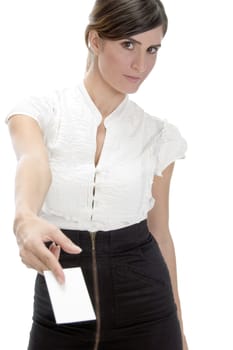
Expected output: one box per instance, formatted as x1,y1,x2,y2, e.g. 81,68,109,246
126,99,163,131
127,99,187,176
5,85,80,127
127,99,185,141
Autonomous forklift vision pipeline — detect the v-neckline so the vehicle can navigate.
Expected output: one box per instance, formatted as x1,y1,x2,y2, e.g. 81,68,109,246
78,80,129,126
94,123,107,168
78,81,129,170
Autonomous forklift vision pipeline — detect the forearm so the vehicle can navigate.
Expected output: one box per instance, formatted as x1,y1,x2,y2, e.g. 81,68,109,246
157,233,184,332
14,155,52,232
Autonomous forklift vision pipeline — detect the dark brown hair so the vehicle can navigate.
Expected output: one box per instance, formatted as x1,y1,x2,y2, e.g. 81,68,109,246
85,0,168,48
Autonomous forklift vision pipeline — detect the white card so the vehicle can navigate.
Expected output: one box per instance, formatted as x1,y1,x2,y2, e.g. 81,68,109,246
44,267,96,324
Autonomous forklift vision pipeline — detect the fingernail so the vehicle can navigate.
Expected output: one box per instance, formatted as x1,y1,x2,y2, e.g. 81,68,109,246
70,243,82,253
57,276,64,285
75,247,82,254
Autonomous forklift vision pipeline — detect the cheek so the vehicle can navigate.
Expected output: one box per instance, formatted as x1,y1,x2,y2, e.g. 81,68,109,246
99,50,129,75
98,54,114,76
145,57,157,75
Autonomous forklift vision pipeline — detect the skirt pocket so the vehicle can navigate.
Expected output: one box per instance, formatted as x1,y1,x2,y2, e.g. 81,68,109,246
112,237,176,328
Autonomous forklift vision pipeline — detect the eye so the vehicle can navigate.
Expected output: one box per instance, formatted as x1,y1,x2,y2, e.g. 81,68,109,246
147,46,160,55
121,40,135,50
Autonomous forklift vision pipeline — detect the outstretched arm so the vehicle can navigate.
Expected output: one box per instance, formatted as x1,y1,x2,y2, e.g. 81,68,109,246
8,115,82,283
147,162,188,350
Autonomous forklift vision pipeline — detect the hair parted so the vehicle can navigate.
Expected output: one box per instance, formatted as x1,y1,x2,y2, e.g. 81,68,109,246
85,0,168,48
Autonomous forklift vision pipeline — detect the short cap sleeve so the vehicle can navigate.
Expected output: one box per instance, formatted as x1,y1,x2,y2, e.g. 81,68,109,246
154,120,187,176
5,93,56,133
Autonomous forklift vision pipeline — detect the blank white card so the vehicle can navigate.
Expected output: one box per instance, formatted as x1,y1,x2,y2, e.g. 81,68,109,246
44,267,96,324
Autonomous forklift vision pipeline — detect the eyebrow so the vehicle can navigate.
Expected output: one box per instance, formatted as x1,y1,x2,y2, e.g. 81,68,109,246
125,37,161,48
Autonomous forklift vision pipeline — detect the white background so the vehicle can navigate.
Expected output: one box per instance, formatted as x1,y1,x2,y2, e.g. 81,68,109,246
0,1,232,349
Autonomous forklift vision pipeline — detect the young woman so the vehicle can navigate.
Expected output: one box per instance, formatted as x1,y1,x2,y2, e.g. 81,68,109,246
6,0,188,349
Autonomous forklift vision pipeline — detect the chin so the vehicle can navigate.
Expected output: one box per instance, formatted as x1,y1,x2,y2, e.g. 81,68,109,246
104,77,143,95
115,82,142,95
124,85,142,94
129,86,141,94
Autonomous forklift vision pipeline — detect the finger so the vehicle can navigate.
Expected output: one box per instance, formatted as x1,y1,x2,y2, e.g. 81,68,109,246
50,228,82,254
54,245,61,260
49,242,55,252
49,242,61,260
32,242,65,284
21,250,48,274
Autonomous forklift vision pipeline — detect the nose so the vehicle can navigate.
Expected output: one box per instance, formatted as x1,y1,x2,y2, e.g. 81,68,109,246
131,52,147,73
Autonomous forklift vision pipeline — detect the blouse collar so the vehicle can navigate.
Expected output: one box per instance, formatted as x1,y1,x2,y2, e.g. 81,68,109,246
78,80,129,127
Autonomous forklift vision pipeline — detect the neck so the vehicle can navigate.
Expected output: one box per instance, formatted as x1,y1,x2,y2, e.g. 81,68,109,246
84,68,126,119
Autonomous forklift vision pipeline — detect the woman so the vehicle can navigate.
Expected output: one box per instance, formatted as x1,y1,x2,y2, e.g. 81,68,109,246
6,0,188,349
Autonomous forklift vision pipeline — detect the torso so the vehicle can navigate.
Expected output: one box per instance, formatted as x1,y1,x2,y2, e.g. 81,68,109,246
23,83,186,231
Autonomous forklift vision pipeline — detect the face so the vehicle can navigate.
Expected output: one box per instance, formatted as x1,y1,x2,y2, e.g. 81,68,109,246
91,26,164,94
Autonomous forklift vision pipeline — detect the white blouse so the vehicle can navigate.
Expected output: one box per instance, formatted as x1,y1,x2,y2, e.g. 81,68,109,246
6,82,187,232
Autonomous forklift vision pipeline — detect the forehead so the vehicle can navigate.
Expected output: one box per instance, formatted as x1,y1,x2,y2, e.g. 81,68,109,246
101,26,164,49
129,26,164,45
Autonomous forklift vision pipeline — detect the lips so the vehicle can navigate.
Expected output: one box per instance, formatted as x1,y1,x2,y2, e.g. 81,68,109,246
124,75,141,82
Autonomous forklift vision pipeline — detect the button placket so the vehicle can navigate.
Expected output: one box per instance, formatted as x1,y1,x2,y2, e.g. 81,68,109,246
91,171,97,221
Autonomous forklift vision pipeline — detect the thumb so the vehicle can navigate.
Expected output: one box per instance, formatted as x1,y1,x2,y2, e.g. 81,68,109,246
50,228,82,254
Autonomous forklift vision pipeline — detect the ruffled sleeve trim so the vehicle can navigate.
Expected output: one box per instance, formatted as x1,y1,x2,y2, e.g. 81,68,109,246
154,119,187,177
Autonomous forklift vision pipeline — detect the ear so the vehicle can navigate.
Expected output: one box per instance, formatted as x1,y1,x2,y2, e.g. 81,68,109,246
88,30,103,55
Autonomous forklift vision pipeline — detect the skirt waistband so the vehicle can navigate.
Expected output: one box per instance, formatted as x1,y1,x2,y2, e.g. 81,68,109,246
61,220,151,254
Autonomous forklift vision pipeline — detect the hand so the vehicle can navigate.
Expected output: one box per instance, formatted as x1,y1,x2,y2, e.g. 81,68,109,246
182,334,189,350
14,214,82,283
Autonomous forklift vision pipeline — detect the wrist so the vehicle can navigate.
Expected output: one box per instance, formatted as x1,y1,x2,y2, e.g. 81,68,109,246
13,210,37,235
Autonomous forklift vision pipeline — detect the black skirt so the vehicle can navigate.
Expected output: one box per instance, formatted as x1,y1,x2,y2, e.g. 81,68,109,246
28,220,182,350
